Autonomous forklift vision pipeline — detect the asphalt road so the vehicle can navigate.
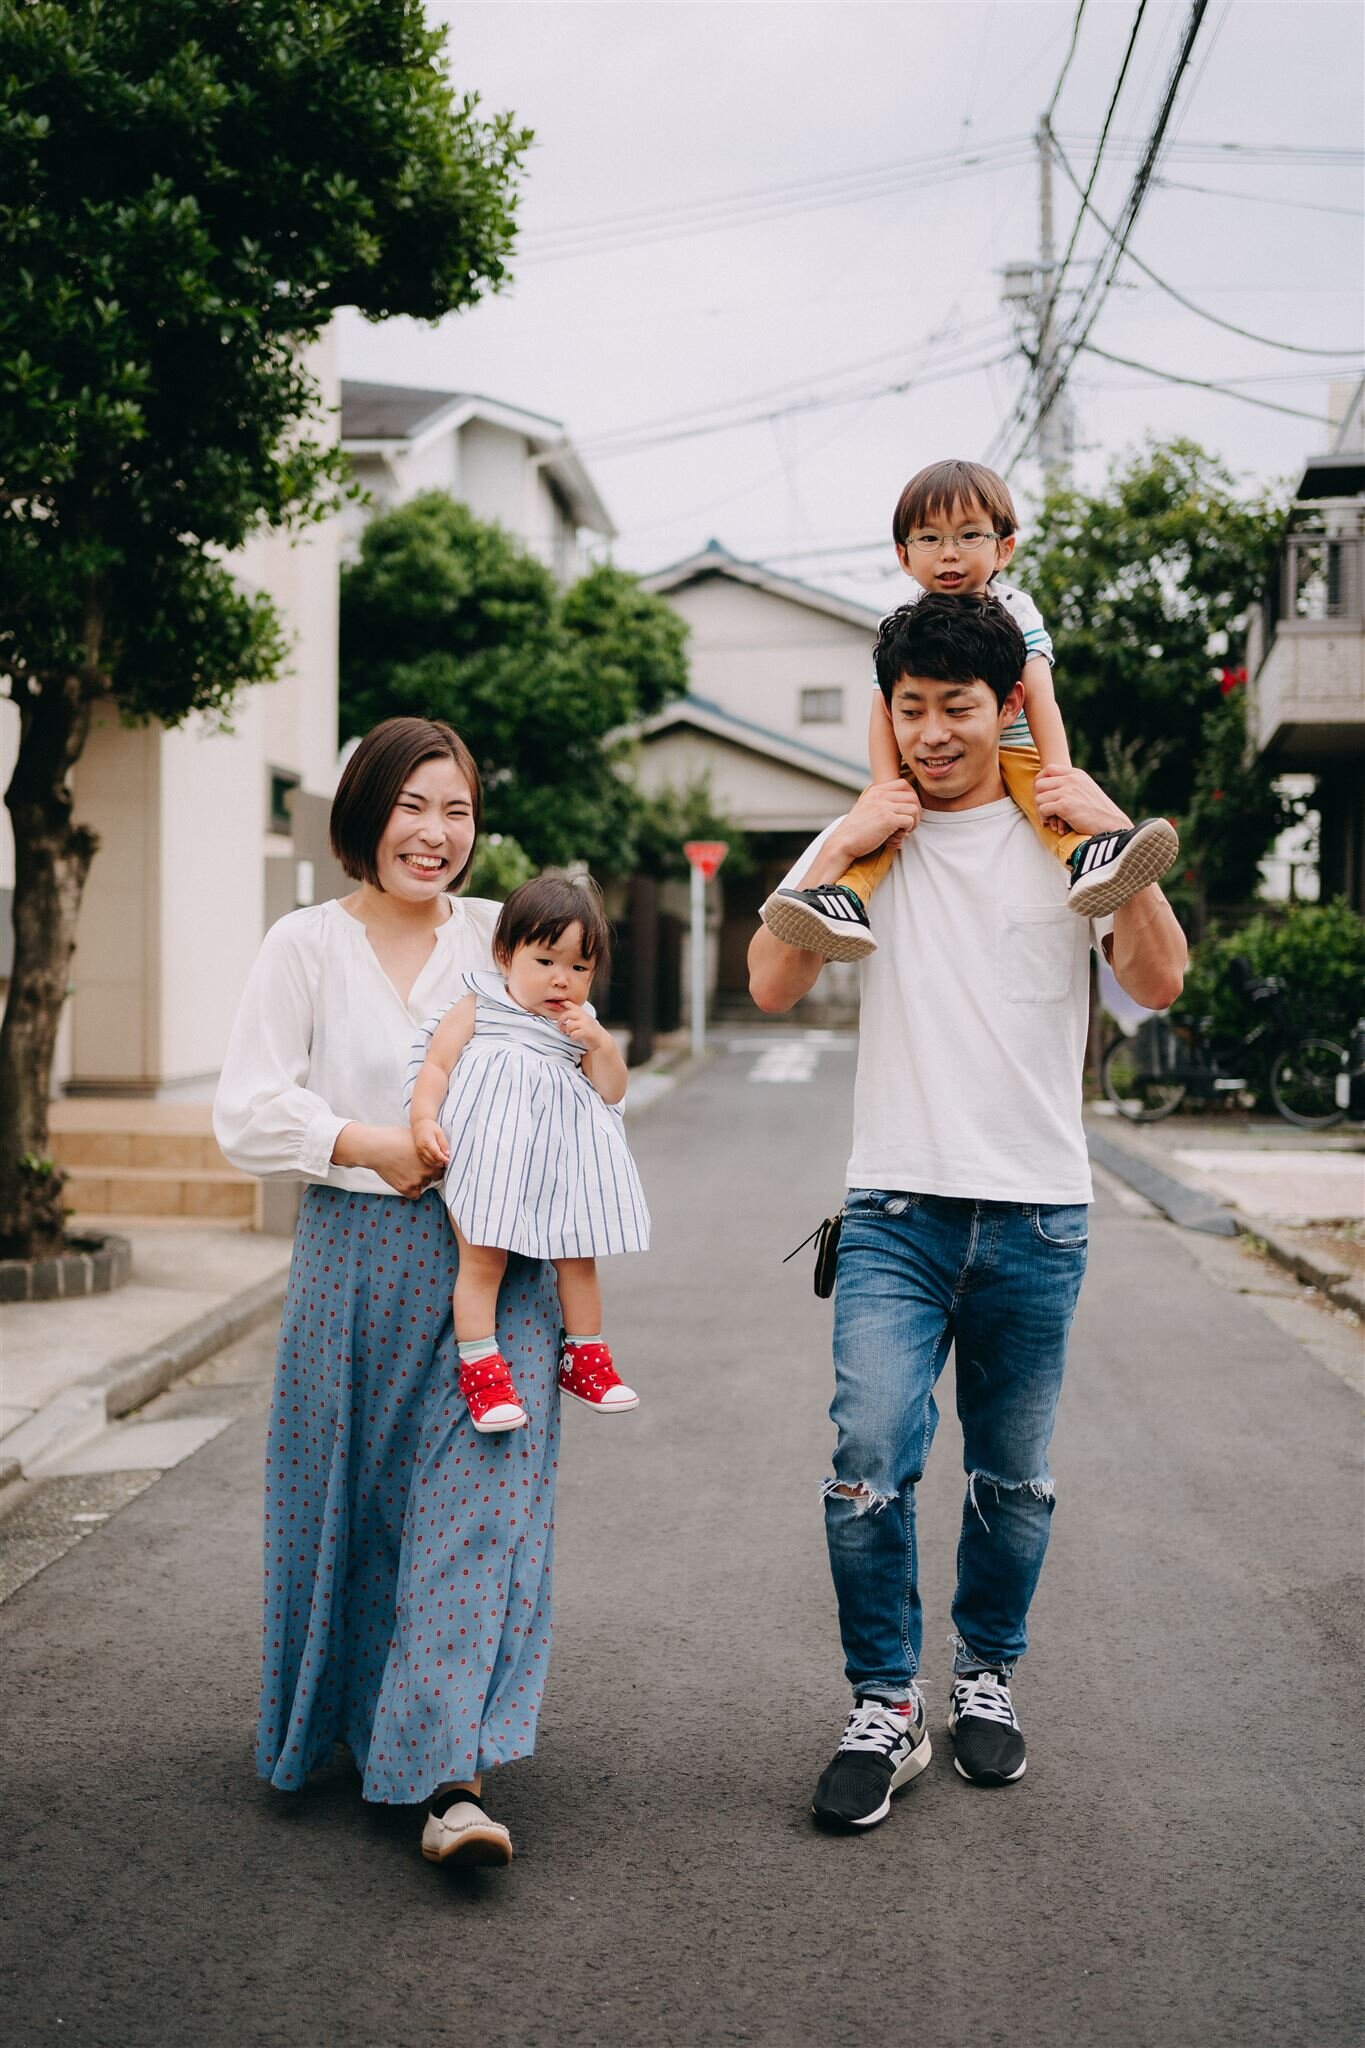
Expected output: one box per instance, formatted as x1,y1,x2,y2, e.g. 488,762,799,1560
2,1032,1361,2048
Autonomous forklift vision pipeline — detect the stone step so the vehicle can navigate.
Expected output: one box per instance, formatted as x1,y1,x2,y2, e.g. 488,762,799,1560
60,1164,259,1224
51,1128,227,1172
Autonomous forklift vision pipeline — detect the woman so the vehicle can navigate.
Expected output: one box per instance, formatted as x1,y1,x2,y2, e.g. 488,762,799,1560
215,717,561,1869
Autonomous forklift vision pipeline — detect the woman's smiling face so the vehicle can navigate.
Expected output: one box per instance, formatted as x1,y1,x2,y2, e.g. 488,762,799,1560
374,754,477,897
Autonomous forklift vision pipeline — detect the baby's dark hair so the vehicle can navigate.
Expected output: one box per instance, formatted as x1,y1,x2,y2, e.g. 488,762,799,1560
493,873,612,983
873,590,1028,707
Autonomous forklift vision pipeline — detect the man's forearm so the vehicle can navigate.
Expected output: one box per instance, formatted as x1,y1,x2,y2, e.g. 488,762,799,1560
1108,885,1187,1011
747,823,864,1013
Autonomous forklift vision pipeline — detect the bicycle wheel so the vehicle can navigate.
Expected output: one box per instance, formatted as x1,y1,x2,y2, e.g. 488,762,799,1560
1269,1038,1347,1128
1101,1036,1187,1122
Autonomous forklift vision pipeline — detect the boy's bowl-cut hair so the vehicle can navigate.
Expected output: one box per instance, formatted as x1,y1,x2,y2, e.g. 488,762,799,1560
329,717,483,892
892,459,1019,545
494,872,613,987
874,591,1029,707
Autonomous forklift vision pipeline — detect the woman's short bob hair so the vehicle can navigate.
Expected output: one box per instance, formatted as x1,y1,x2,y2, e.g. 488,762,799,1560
329,718,483,892
493,873,613,987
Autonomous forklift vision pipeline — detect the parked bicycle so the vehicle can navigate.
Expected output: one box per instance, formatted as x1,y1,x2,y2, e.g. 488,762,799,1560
1101,957,1347,1127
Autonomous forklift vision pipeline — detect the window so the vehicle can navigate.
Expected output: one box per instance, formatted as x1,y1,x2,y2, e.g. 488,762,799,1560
800,687,844,724
268,769,300,837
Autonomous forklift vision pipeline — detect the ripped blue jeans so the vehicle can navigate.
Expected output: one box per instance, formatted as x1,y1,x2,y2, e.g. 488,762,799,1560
824,1189,1088,1701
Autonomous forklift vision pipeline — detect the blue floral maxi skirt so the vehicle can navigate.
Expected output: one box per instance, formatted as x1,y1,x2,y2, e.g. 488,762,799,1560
256,1186,562,1802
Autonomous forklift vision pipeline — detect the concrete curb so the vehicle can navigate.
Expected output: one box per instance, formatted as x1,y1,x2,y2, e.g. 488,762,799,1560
1089,1125,1362,1315
1086,1129,1240,1237
0,1269,289,1498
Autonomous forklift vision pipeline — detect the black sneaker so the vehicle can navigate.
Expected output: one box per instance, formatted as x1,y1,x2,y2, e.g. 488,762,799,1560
948,1670,1027,1786
1067,817,1179,917
760,884,877,962
811,1692,931,1830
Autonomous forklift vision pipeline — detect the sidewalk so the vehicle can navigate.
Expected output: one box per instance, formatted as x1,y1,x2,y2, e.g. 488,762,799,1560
1086,1103,1365,1315
0,1052,692,1508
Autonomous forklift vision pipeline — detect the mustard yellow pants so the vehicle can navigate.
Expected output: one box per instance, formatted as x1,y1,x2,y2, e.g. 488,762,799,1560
838,745,1088,905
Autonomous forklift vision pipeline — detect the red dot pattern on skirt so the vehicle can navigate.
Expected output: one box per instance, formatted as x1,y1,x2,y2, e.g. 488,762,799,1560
256,1186,561,1805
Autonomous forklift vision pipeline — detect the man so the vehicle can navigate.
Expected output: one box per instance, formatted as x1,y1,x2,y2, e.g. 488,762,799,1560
749,591,1186,1831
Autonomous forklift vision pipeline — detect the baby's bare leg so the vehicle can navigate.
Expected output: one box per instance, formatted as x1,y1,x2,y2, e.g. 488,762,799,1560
867,688,903,783
452,1224,509,1343
553,1256,602,1335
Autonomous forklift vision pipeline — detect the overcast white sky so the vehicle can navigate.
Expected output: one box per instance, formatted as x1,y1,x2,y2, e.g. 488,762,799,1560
338,0,1365,611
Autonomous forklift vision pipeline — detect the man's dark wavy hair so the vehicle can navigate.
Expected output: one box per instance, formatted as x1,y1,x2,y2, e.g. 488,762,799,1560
873,590,1029,707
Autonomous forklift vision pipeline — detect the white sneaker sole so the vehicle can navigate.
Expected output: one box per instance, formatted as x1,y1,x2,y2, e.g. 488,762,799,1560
813,1728,933,1829
421,1824,514,1867
1068,818,1179,917
558,1385,640,1414
952,1753,1027,1785
469,1408,528,1434
760,893,877,962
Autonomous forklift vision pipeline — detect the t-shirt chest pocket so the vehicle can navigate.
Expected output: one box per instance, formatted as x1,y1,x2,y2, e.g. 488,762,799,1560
996,904,1085,1004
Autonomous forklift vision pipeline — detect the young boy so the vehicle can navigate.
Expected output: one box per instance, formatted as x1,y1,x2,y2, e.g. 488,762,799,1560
760,458,1178,960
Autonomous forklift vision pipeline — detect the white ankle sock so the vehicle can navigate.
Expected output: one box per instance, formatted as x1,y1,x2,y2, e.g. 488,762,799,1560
564,1332,601,1348
458,1338,498,1364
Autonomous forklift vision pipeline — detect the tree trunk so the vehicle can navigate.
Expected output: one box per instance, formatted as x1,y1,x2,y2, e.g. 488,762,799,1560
0,672,98,1258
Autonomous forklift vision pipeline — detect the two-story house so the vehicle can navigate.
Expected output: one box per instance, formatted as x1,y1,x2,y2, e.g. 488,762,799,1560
340,382,614,581
637,542,877,1004
1247,393,1365,912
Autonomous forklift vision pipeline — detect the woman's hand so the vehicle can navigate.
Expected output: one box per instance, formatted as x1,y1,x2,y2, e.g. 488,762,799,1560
332,1122,434,1198
412,1117,451,1172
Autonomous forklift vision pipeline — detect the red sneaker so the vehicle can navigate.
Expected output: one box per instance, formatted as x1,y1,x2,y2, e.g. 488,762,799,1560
557,1339,639,1414
459,1352,528,1433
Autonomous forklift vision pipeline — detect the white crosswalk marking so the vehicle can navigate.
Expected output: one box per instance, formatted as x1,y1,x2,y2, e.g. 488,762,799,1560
749,1045,820,1083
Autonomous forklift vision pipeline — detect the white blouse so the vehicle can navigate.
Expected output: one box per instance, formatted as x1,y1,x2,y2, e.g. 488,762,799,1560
214,895,500,1196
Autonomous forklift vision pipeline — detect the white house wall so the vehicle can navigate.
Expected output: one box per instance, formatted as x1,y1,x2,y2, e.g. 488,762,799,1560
662,576,874,773
633,728,856,835
68,712,162,1089
157,698,274,1088
61,329,343,1095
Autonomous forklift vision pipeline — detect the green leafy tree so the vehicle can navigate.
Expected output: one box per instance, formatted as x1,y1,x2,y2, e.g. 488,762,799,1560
631,774,752,882
1017,440,1289,922
0,0,529,1254
1177,899,1365,1099
340,493,689,872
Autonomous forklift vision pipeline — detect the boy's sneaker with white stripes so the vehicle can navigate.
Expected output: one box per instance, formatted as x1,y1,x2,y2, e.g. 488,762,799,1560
760,884,877,962
948,1669,1027,1786
1067,817,1179,917
811,1691,931,1830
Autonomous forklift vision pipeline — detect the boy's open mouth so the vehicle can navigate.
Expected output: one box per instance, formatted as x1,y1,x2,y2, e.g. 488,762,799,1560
916,753,964,779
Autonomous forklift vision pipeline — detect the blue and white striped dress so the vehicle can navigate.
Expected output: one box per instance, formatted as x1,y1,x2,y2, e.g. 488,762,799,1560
407,971,650,1261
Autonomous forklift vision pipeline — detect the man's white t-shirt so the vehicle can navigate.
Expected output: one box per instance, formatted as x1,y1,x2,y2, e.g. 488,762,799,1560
783,799,1109,1205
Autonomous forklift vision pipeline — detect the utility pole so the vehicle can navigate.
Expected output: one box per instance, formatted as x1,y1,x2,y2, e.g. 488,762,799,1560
1034,117,1068,492
1001,117,1072,490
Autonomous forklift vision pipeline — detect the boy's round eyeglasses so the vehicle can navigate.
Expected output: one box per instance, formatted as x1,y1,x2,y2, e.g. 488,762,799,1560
905,531,1002,554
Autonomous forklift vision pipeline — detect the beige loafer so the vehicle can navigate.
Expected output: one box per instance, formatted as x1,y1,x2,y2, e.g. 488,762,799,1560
420,1791,513,1868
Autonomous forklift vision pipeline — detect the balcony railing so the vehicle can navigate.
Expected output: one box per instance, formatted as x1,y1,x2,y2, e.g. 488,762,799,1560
1266,530,1365,637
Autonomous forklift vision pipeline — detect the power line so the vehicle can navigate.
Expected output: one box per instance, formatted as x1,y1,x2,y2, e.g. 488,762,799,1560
1152,175,1365,218
573,313,1009,454
515,139,1035,264
513,134,1363,267
1081,344,1335,422
997,1,1212,474
1035,4,1150,363
1052,137,1364,356
1056,133,1364,168
581,347,1017,464
1045,0,1091,120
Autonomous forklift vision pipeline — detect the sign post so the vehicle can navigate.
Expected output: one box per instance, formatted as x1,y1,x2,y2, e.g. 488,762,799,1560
682,840,729,1058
